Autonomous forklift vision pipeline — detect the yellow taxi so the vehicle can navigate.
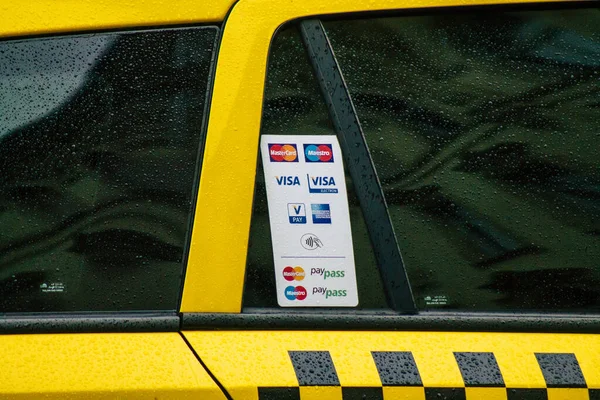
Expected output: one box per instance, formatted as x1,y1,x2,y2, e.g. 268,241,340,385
1,0,599,398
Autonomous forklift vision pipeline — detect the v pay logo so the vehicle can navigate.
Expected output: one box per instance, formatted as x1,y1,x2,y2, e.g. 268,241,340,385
287,203,306,224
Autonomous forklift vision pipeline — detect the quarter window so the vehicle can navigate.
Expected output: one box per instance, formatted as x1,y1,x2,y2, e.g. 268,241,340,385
245,5,600,313
0,27,217,312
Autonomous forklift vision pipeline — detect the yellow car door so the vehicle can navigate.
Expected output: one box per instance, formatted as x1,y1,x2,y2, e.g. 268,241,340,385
0,1,229,398
180,0,600,398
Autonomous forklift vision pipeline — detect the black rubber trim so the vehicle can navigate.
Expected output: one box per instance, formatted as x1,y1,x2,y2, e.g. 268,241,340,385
0,312,179,334
182,311,600,333
299,20,416,313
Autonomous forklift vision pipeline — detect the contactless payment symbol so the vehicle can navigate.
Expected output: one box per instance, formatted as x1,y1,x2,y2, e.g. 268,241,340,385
269,143,298,162
311,204,331,224
287,203,306,224
304,144,334,163
284,286,307,300
283,266,305,281
301,233,323,250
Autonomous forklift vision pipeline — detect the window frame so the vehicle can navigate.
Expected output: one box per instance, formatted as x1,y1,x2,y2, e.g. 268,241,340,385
181,0,599,315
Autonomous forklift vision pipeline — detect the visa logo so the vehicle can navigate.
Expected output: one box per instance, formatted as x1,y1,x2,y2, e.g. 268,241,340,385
276,176,300,186
307,174,338,193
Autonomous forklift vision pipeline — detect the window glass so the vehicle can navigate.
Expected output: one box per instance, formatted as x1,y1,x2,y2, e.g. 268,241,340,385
0,27,217,312
244,25,388,309
323,7,600,311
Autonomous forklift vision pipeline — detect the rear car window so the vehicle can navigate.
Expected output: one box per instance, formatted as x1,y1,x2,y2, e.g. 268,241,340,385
0,27,218,312
324,7,599,312
244,6,599,313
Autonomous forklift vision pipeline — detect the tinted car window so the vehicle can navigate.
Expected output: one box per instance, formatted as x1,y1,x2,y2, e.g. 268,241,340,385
323,7,600,311
243,25,388,309
0,27,217,312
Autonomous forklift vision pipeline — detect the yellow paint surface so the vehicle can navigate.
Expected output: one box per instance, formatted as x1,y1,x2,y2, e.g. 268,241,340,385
383,386,426,399
547,388,590,400
300,386,342,399
180,0,581,313
184,330,600,396
0,333,225,399
0,0,233,38
465,387,507,400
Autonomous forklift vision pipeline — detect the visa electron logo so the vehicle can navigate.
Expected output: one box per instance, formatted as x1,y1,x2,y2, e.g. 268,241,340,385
304,144,334,162
310,268,345,279
283,266,305,281
269,143,298,162
276,176,300,186
307,174,338,194
312,287,347,298
285,286,307,300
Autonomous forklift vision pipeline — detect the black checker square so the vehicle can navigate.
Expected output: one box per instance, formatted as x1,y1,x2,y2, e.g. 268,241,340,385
424,387,466,400
589,389,600,400
341,387,384,400
288,351,340,386
535,353,587,388
454,352,505,387
258,387,300,400
371,351,423,386
506,388,548,400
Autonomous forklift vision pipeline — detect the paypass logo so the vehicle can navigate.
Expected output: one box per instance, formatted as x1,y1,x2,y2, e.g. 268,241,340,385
304,144,334,162
269,143,298,162
285,286,307,300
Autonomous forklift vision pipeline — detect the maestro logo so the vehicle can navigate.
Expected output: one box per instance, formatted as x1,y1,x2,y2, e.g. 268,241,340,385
269,143,298,162
283,266,305,281
304,144,334,163
285,286,307,300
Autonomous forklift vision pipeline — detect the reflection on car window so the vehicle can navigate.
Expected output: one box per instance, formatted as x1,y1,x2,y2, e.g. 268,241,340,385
324,8,600,311
243,25,388,309
0,27,217,312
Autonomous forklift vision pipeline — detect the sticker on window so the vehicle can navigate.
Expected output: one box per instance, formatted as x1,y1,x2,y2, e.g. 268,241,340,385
260,135,358,307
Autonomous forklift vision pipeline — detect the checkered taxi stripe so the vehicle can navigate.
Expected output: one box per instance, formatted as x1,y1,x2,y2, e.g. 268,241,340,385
258,351,596,400
182,331,600,400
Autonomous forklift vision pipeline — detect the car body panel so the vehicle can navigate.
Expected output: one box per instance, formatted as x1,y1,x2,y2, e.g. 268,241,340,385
184,330,600,399
0,0,233,39
0,0,598,398
0,332,226,398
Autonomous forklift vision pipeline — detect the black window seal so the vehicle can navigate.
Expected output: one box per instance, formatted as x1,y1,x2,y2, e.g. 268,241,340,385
183,311,600,334
0,312,179,334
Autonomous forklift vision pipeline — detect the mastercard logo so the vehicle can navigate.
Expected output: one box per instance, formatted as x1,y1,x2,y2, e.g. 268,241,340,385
269,143,298,162
282,266,305,281
304,144,334,162
285,285,307,301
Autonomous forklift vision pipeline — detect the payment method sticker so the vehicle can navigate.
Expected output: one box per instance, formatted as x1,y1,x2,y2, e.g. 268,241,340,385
260,135,358,307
